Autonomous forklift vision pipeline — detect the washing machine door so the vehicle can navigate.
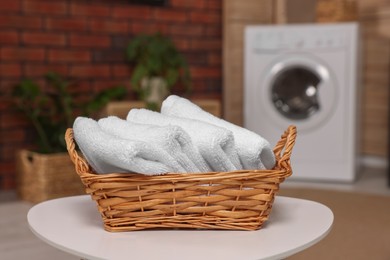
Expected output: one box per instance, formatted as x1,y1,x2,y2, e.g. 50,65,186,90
259,54,338,132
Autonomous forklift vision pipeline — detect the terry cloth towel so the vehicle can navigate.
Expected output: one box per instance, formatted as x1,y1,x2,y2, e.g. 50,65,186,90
98,116,207,173
73,117,185,175
161,95,276,170
127,109,243,172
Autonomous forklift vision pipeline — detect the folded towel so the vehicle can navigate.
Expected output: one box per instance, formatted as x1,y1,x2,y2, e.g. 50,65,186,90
98,116,206,173
127,109,243,172
161,95,276,170
73,117,184,175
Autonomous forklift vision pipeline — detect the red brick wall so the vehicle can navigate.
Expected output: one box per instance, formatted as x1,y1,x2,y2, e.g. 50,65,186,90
0,0,222,190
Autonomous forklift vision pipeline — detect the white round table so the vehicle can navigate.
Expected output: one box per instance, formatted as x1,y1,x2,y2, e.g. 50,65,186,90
27,195,333,260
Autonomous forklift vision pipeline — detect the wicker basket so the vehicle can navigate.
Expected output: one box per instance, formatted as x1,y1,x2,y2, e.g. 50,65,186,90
65,125,297,232
16,150,85,203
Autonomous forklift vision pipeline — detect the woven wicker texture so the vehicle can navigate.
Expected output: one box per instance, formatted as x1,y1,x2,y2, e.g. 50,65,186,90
16,150,85,203
65,125,297,232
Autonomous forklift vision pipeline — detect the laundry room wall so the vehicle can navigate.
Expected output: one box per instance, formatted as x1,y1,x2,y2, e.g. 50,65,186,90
0,0,223,190
223,0,390,159
359,1,390,157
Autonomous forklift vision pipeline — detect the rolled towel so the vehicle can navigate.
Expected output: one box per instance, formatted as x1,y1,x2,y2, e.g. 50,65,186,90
98,116,207,173
127,109,243,172
161,95,276,169
73,117,184,175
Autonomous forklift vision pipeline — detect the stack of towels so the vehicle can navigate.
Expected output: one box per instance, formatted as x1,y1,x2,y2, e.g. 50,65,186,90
73,95,276,175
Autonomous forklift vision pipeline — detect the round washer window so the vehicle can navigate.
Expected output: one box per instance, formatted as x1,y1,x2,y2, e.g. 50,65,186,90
258,54,338,133
271,67,321,120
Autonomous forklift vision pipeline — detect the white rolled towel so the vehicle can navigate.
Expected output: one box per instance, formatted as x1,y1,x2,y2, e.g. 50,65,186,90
98,116,207,173
73,117,184,175
161,95,276,170
127,109,243,172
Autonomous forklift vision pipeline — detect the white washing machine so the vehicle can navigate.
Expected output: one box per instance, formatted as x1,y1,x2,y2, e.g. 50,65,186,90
244,23,361,182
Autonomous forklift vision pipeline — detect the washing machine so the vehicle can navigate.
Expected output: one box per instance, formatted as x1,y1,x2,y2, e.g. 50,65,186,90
244,23,361,182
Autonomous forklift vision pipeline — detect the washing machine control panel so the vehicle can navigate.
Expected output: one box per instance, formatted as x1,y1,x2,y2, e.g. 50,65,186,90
253,28,347,51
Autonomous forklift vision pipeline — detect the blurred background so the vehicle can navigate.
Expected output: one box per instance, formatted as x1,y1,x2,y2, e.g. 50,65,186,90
1,0,390,193
1,0,390,259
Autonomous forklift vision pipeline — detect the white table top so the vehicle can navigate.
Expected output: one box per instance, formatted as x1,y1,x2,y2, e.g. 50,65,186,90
28,195,333,260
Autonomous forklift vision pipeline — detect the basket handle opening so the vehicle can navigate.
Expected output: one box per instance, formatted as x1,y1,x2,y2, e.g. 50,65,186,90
273,125,297,168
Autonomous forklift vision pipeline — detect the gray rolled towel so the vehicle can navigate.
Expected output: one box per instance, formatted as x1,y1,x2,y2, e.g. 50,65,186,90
73,117,184,175
127,109,243,172
161,95,276,170
98,116,207,173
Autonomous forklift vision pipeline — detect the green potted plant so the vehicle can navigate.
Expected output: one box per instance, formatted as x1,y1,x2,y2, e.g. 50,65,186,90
12,72,126,203
126,33,191,110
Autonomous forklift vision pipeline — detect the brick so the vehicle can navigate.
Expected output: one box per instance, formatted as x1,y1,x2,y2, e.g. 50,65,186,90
172,38,191,51
169,0,205,9
0,162,14,175
204,25,222,37
190,12,221,24
93,50,126,63
190,67,221,78
0,162,16,189
0,15,43,29
208,53,221,65
131,22,169,35
0,129,25,144
93,80,125,92
24,64,69,77
0,79,20,96
112,5,152,19
0,145,20,162
184,53,207,65
0,2,21,12
90,20,128,34
48,49,91,63
112,35,131,49
204,79,222,92
190,39,221,50
112,65,130,77
168,24,203,37
189,80,207,93
0,112,29,128
154,9,188,22
205,0,222,10
46,17,88,32
70,3,111,17
189,90,221,100
22,32,66,46
0,63,22,77
0,47,45,61
0,31,19,44
70,34,111,48
1,171,17,190
70,80,93,93
0,97,13,110
70,65,111,78
23,0,67,15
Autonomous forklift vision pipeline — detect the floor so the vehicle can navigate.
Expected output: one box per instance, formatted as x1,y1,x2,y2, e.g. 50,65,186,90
282,165,390,196
0,166,389,260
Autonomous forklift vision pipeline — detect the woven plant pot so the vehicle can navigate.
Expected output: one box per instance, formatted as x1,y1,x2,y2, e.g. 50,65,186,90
16,150,85,203
65,125,297,232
